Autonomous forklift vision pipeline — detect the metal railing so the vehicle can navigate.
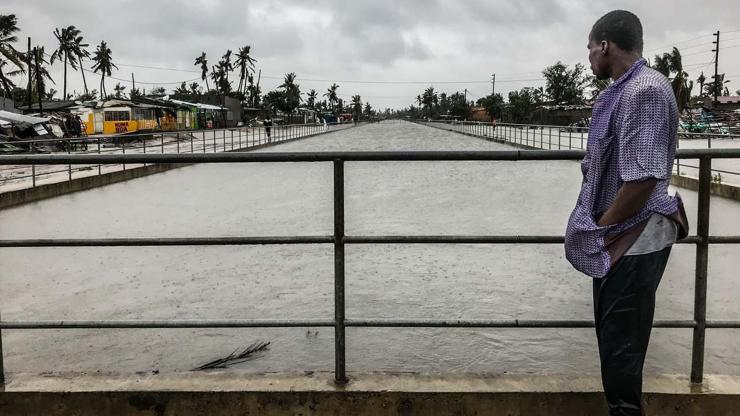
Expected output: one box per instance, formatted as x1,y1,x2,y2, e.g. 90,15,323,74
0,122,352,192
0,148,739,386
420,119,740,183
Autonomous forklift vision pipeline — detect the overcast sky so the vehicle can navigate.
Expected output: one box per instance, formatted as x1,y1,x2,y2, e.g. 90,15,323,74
5,0,740,109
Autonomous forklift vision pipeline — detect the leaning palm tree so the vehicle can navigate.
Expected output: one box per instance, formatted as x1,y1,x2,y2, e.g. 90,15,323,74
50,26,88,100
324,83,339,111
194,52,210,92
220,50,233,85
0,14,26,97
72,30,90,96
91,41,117,99
235,45,257,95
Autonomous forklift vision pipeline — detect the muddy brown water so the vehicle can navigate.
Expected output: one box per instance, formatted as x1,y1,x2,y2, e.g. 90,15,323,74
0,121,737,377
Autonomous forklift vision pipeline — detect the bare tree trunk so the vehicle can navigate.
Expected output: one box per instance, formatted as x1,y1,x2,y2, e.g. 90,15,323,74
63,53,68,100
80,58,88,95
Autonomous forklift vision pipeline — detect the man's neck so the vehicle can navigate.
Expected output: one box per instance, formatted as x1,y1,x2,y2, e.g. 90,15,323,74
610,54,642,81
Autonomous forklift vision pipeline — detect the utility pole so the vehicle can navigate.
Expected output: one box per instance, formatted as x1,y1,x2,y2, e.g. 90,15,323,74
712,31,720,107
34,47,43,116
491,73,496,97
464,88,468,103
131,73,136,92
27,37,32,108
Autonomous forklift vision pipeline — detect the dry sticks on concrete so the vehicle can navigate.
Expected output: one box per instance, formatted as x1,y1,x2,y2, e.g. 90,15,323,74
192,341,271,371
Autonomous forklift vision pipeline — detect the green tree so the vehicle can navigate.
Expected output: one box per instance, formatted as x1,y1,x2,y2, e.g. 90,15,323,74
30,46,55,102
587,76,611,100
351,94,362,119
447,91,470,119
653,48,693,110
421,86,438,117
363,101,373,118
50,25,88,100
324,83,339,111
174,81,189,96
542,61,589,104
189,82,200,96
278,72,301,113
697,72,706,98
91,40,117,98
507,87,543,123
0,14,25,97
194,52,209,92
235,45,257,95
704,73,730,98
263,89,286,114
476,93,504,119
306,89,318,109
113,82,126,98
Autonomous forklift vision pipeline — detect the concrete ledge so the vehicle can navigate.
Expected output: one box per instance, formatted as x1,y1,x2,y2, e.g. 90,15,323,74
1,372,738,415
671,174,740,201
0,126,354,210
419,122,740,201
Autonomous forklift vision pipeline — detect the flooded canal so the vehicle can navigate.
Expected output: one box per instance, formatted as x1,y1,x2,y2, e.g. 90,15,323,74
0,121,738,377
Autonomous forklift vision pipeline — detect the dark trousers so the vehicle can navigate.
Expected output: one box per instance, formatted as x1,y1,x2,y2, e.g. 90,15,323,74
593,247,672,416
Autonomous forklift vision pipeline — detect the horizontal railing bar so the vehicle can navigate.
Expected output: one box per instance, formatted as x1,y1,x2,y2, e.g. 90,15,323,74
0,150,582,164
2,149,739,166
708,236,740,244
3,319,738,330
0,235,711,247
0,236,334,247
346,319,698,328
0,320,335,329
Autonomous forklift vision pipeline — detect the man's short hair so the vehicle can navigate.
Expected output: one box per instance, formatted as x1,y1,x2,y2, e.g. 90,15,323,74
590,10,643,53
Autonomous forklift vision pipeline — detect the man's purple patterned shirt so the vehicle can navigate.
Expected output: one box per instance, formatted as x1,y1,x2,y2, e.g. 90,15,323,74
565,58,679,278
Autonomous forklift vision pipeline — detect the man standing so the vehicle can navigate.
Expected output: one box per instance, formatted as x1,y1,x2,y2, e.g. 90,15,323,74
263,115,273,143
565,10,688,415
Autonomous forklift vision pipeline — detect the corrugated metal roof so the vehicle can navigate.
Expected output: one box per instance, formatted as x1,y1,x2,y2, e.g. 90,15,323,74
0,110,50,125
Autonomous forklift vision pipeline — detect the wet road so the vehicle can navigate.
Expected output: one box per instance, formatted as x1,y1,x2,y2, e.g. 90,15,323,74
0,121,738,378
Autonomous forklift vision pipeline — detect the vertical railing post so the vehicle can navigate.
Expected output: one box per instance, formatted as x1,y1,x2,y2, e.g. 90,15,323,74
67,140,72,181
32,164,36,187
176,132,180,154
122,139,126,171
202,131,206,153
161,133,164,154
0,311,4,387
97,137,101,176
333,158,347,385
691,156,711,384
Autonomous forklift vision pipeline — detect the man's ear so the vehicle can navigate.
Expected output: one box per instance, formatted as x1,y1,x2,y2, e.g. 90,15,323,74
601,40,609,55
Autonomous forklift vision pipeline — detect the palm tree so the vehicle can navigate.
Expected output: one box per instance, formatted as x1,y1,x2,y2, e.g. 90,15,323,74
235,45,257,95
73,32,91,95
351,94,362,119
30,46,55,101
306,89,318,109
324,83,339,111
0,14,25,98
653,48,692,110
189,82,200,96
220,50,233,85
50,26,87,100
113,82,126,98
697,72,706,98
194,52,209,92
91,40,117,98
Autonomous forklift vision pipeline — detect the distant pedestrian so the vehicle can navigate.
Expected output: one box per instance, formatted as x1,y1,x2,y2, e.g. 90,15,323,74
264,116,273,142
565,10,688,415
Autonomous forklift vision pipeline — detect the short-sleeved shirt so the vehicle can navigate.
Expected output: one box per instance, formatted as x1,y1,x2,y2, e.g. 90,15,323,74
564,58,680,278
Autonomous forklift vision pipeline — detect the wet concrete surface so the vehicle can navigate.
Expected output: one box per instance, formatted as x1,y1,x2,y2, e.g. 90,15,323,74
0,121,737,378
